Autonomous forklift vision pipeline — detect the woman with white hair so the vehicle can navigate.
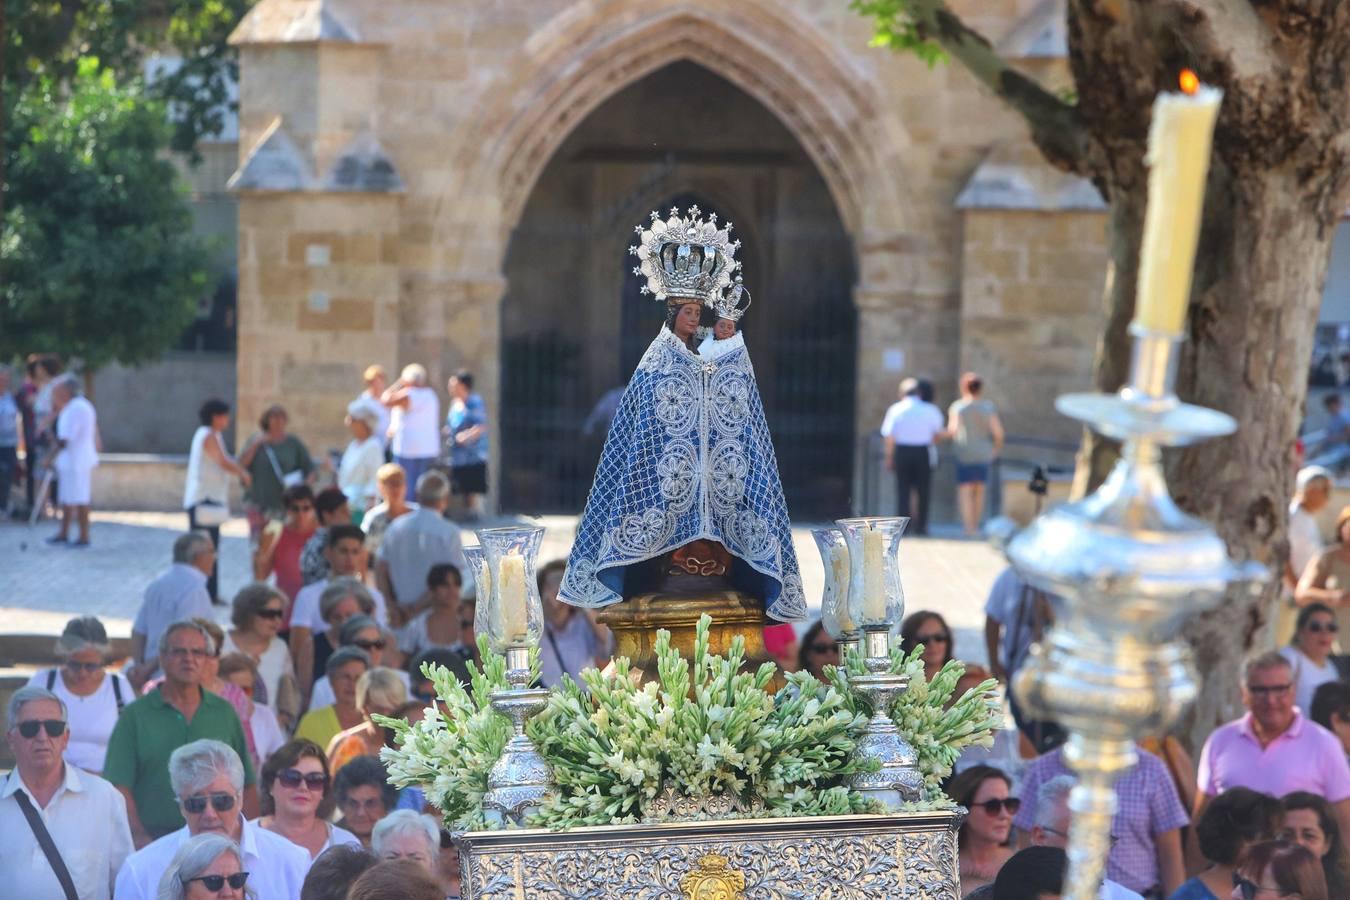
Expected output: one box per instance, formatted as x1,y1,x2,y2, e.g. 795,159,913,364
380,364,440,502
155,833,252,900
340,398,385,521
326,667,409,773
372,809,440,870
25,615,132,773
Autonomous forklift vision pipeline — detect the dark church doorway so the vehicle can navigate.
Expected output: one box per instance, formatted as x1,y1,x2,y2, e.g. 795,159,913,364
500,61,857,520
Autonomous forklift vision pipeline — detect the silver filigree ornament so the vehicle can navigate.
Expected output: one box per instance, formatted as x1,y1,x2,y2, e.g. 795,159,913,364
481,646,554,827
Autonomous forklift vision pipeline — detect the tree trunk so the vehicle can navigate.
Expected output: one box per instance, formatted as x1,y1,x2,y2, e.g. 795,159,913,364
1079,159,1337,749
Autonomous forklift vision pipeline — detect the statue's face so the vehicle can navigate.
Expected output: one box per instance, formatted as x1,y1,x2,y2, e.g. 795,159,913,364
714,318,735,340
674,303,701,340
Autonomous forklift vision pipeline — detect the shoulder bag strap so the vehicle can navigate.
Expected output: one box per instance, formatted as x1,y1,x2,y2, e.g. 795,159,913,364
112,673,125,712
13,787,80,900
46,668,56,690
264,444,285,482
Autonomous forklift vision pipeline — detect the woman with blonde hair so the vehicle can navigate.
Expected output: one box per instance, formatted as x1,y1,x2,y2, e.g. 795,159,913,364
326,667,409,773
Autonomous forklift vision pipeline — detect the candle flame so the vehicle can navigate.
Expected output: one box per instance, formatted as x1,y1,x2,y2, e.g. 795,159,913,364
1178,69,1200,95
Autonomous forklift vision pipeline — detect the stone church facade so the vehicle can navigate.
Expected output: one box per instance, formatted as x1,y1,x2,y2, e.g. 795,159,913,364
227,0,1107,515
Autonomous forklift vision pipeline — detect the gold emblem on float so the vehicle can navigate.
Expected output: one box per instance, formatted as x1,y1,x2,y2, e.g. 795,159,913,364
679,853,746,900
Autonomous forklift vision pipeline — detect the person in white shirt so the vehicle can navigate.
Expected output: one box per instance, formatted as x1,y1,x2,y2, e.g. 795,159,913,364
1029,775,1145,900
47,375,99,546
184,398,251,603
880,377,949,536
381,364,441,502
1277,465,1334,646
114,739,310,900
26,616,133,774
360,364,392,450
340,398,386,518
1281,603,1343,714
128,532,217,689
0,687,134,900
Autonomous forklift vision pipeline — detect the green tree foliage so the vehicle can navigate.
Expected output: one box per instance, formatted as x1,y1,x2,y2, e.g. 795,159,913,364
0,60,207,367
6,0,256,154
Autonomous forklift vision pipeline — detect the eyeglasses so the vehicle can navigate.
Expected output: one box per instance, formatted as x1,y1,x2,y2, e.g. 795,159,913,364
64,661,103,673
15,719,66,739
1305,621,1339,633
807,643,838,655
167,647,209,659
185,873,249,892
1247,683,1293,697
353,639,386,651
181,792,237,814
915,632,950,644
277,768,329,791
974,797,1021,816
256,608,285,620
1232,874,1289,900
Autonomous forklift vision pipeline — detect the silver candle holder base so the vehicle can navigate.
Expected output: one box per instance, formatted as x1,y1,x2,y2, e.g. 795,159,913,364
482,646,554,827
846,627,924,810
837,632,861,661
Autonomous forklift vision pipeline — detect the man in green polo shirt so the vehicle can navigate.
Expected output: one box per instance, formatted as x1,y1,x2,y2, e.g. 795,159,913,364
103,619,258,847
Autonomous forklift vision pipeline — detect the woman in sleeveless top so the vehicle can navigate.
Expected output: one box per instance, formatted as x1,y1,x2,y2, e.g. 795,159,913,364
184,398,251,601
947,372,1004,538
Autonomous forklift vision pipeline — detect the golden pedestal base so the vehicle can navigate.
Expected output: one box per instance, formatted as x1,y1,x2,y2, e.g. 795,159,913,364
595,591,782,688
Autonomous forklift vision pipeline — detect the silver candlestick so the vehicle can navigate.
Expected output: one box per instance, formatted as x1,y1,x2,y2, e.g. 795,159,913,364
1007,326,1262,900
481,646,553,827
845,626,925,810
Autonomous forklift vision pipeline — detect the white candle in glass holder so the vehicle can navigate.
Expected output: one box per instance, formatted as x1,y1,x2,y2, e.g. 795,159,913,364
497,553,529,641
832,551,856,633
862,526,886,622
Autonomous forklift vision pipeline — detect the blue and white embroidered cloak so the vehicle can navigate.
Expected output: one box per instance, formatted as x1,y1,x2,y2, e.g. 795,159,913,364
559,327,807,621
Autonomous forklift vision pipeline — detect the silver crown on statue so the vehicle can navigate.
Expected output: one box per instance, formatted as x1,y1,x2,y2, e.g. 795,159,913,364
629,205,742,306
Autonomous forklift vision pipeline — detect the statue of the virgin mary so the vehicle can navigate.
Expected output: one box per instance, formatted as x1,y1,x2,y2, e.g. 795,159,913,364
558,206,806,622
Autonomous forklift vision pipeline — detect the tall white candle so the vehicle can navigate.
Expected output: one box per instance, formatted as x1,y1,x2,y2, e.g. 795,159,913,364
497,554,529,641
1133,74,1223,335
862,527,886,621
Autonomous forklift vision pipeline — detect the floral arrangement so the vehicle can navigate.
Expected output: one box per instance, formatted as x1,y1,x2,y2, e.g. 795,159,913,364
380,616,1002,831
529,617,874,827
831,644,1003,805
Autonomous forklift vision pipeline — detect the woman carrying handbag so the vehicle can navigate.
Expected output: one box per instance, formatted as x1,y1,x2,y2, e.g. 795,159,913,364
185,399,251,602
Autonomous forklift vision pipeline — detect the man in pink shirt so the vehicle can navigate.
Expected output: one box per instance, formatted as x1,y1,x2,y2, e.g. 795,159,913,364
1195,651,1350,856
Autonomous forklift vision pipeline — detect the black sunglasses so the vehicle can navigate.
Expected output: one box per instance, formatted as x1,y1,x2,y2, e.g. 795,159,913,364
1247,683,1293,697
974,797,1021,815
353,639,386,651
413,689,437,705
916,632,950,644
186,872,249,892
181,792,237,814
1306,620,1339,633
1231,874,1278,900
16,719,66,739
808,643,838,655
276,768,328,790
256,607,285,620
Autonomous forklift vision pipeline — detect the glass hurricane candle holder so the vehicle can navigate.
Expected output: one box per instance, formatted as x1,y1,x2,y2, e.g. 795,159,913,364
811,527,858,646
478,525,545,654
464,543,492,649
836,517,909,633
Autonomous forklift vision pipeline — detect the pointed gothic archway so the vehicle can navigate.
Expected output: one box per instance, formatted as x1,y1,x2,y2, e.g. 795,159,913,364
498,61,857,519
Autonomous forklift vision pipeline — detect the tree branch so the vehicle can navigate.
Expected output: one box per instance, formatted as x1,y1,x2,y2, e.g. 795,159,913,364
905,0,1097,176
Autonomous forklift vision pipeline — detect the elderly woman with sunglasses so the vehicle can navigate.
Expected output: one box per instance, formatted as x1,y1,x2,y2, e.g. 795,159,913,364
308,613,411,711
154,833,253,900
221,583,299,728
295,646,370,752
25,615,133,775
1280,603,1345,714
115,739,309,900
255,739,360,859
947,765,1018,896
327,667,409,774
